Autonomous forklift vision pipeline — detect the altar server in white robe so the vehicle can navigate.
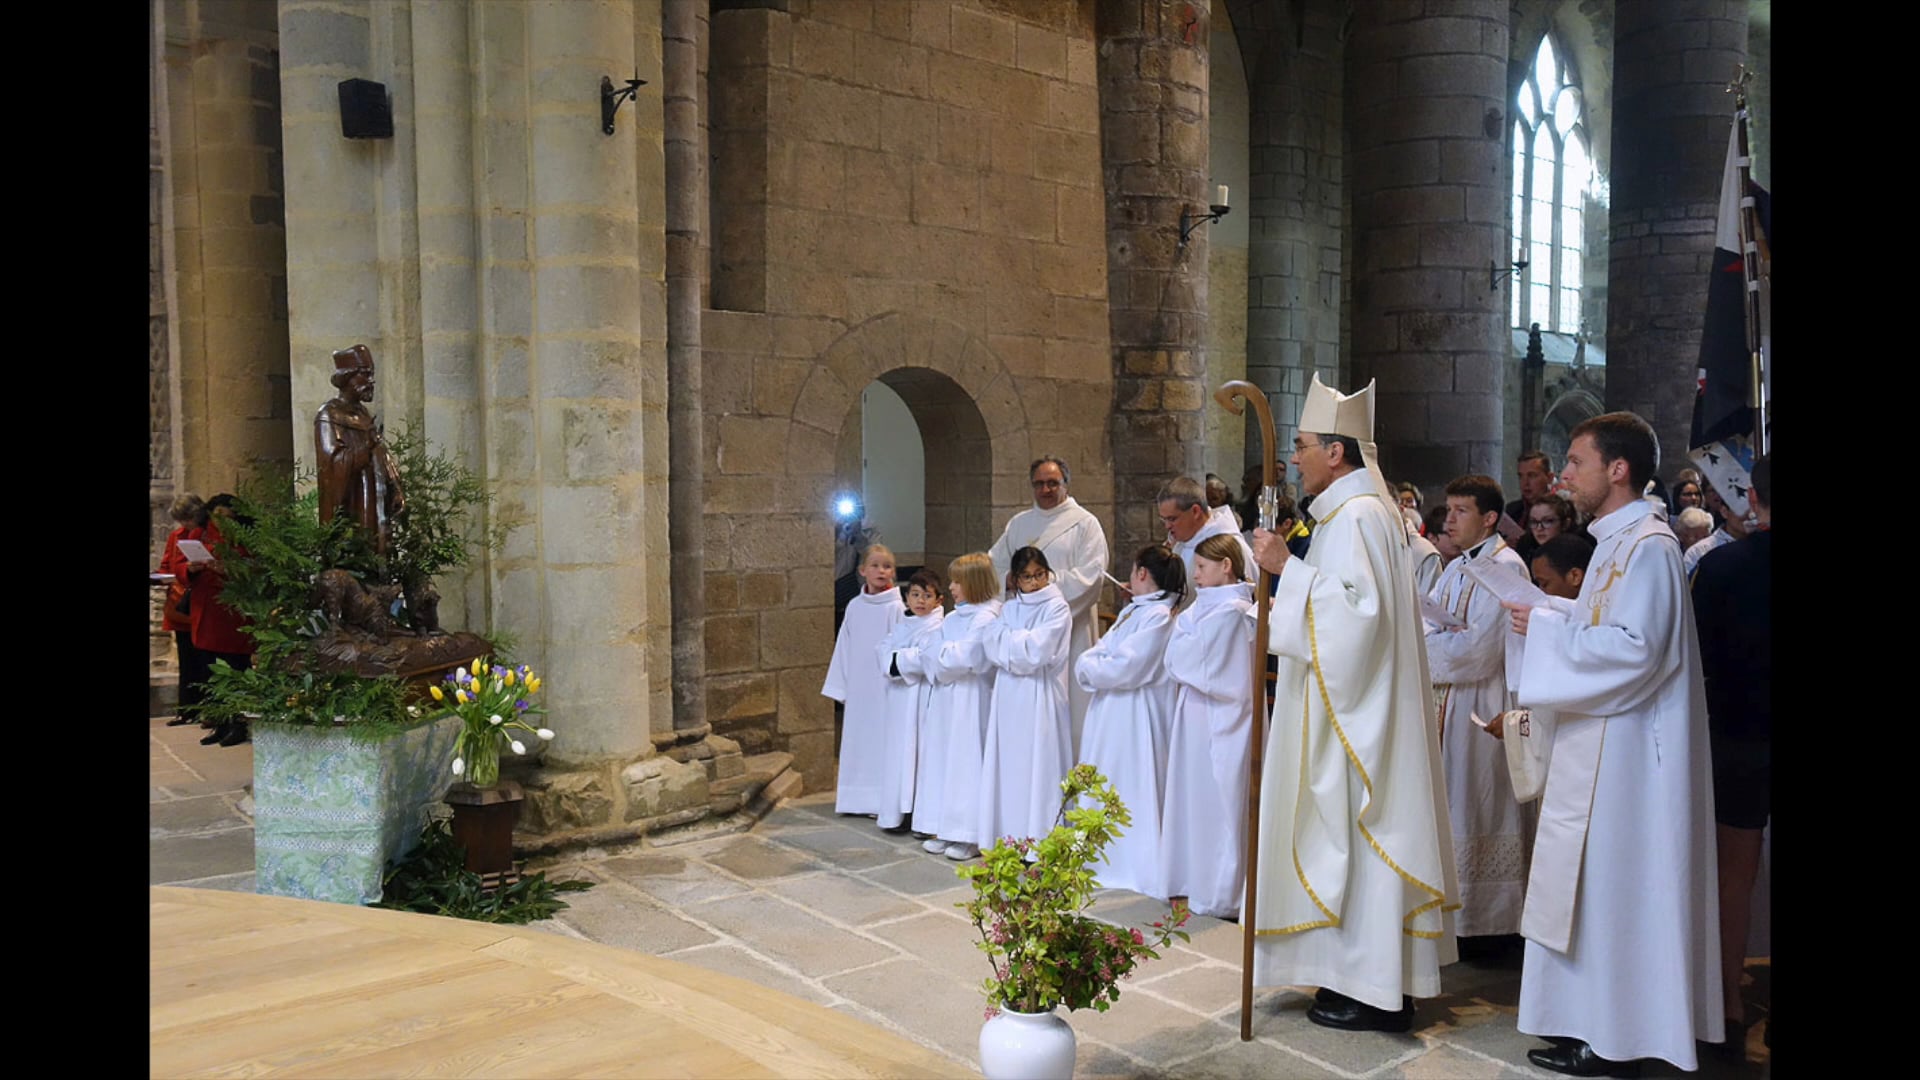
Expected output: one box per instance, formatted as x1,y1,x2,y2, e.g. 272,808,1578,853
1408,520,1445,599
1504,412,1721,1076
922,554,1004,860
989,456,1110,755
875,569,948,832
1247,374,1459,1034
1160,476,1256,583
822,544,906,815
1074,543,1185,896
1425,474,1533,942
976,546,1075,847
1159,535,1256,918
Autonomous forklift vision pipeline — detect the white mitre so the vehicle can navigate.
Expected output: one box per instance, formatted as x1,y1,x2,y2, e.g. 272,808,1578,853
1298,373,1402,521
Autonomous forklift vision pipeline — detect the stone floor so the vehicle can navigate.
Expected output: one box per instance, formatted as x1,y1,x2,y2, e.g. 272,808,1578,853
151,711,1771,1079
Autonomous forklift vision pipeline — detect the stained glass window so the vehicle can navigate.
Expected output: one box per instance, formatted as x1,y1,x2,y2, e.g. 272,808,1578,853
1511,35,1593,333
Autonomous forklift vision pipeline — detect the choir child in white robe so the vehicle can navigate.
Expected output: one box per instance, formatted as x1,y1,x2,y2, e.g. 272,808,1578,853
923,553,1004,860
1074,543,1185,897
1504,412,1722,1076
1425,474,1533,944
821,544,906,816
1158,535,1256,919
988,456,1111,755
875,569,948,832
1247,374,1459,1035
976,546,1075,847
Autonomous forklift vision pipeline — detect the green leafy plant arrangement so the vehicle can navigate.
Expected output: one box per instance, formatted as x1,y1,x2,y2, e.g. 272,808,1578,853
375,817,593,923
196,430,514,735
957,764,1191,1017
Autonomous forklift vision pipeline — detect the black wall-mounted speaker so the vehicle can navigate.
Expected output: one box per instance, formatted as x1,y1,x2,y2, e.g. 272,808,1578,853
337,79,394,139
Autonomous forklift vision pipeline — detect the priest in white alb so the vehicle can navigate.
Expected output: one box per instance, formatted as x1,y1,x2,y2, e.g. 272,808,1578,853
1503,412,1721,1076
1424,474,1533,946
1159,475,1257,582
989,455,1110,754
1247,374,1458,1033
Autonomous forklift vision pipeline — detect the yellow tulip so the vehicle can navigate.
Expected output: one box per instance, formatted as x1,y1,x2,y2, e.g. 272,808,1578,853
471,658,484,677
456,688,470,704
430,685,444,701
528,677,542,694
504,670,516,687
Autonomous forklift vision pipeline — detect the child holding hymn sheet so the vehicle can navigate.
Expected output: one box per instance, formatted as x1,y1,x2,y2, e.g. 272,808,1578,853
922,554,1004,860
1159,534,1257,919
822,544,905,816
874,569,948,833
1074,543,1185,897
976,546,1075,849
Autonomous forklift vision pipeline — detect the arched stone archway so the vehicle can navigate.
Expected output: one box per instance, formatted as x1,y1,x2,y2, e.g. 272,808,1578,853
703,311,1031,792
1541,387,1602,469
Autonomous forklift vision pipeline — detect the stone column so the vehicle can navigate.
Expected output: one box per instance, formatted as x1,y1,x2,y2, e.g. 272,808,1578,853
1099,0,1210,559
1605,1,1748,475
1243,0,1344,466
1347,0,1510,494
665,0,708,736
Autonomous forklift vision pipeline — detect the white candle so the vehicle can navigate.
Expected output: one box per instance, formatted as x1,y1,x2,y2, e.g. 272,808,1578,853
1215,184,1229,208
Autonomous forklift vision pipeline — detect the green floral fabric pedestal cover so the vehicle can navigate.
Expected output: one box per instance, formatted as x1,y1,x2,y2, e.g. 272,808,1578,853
253,716,461,904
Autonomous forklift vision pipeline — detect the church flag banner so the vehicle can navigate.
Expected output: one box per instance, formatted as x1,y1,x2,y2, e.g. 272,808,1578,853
1690,119,1769,451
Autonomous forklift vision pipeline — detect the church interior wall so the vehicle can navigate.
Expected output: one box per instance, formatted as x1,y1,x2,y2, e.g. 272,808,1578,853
1205,0,1250,485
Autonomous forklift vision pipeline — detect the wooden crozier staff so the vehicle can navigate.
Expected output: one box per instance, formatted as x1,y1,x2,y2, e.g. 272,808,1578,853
1214,380,1278,1042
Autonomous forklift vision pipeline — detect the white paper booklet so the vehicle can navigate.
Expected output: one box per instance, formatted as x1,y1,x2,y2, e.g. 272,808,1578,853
1419,596,1466,630
1462,557,1550,610
176,539,214,564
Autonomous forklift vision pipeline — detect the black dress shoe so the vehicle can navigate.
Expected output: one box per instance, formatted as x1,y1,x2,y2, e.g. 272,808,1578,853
1306,992,1414,1033
166,715,195,726
200,724,231,746
219,723,251,747
1526,1040,1641,1078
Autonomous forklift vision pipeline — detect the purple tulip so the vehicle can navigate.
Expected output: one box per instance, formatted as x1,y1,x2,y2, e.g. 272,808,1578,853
515,699,530,711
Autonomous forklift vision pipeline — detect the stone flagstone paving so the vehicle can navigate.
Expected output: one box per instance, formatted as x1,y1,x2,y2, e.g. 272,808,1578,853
152,713,1771,1078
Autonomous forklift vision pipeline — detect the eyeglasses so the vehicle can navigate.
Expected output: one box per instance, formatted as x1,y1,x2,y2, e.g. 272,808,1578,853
1031,479,1064,490
1528,519,1559,530
1016,571,1050,584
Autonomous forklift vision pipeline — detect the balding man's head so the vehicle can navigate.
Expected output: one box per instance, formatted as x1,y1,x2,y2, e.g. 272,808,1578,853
1156,477,1210,543
1029,455,1071,510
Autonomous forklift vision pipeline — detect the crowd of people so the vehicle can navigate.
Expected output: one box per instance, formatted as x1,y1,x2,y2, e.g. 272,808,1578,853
155,492,257,747
821,387,1770,1076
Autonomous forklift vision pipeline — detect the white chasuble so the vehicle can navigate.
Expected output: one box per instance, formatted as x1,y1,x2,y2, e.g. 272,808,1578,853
875,606,946,830
923,600,1003,845
990,498,1111,755
1073,591,1179,898
1249,468,1460,1012
1425,536,1533,937
1159,582,1256,918
976,583,1075,846
1512,499,1722,1070
822,589,907,814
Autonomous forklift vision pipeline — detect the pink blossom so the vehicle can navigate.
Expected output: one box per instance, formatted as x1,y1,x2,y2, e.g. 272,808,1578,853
984,1007,999,1020
1130,928,1144,946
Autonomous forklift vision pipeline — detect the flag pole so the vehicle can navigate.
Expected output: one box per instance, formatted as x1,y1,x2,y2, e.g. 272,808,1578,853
1728,66,1768,456
1214,379,1277,1043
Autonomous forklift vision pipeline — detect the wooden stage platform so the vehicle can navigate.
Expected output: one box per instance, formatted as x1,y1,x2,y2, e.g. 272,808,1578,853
150,886,968,1078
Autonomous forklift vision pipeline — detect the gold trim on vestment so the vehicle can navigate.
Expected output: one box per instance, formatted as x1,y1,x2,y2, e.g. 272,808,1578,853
1258,691,1342,937
1587,531,1679,627
1303,594,1453,936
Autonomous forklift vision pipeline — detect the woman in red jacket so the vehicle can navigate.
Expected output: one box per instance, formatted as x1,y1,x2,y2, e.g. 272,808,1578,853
188,494,257,747
159,494,209,726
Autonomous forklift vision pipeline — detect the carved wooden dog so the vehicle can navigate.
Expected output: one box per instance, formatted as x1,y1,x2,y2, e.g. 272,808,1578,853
311,568,406,637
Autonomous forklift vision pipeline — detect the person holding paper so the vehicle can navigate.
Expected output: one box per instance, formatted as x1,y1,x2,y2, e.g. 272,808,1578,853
1245,374,1458,1034
1424,475,1533,954
189,494,258,747
159,494,210,727
1502,413,1721,1075
988,456,1110,756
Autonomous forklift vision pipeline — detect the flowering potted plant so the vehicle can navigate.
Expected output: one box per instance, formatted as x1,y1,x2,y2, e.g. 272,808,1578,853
422,657,554,878
957,764,1191,1080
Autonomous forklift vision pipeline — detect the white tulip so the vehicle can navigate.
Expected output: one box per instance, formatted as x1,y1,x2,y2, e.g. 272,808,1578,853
451,757,465,776
511,740,527,755
537,728,555,740
489,714,504,726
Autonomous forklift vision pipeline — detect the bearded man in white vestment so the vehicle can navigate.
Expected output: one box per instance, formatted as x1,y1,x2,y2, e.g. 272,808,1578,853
989,456,1110,754
1504,412,1721,1076
1425,474,1533,944
1247,375,1459,1034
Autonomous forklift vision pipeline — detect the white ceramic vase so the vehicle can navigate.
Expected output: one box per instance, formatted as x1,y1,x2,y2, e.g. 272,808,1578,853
978,1005,1076,1080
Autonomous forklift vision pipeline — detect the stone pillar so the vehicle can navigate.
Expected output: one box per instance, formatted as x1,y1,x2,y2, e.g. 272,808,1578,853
665,0,708,735
1099,0,1210,559
1347,0,1510,495
1243,0,1344,467
1605,1,1748,475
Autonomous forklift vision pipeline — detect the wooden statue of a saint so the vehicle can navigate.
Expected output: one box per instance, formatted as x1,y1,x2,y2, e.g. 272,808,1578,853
316,344,406,555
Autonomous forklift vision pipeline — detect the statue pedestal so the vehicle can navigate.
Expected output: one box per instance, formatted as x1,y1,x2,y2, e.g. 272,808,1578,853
252,715,462,905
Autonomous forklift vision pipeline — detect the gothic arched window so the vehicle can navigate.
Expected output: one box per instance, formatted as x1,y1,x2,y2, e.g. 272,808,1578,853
1512,35,1592,333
